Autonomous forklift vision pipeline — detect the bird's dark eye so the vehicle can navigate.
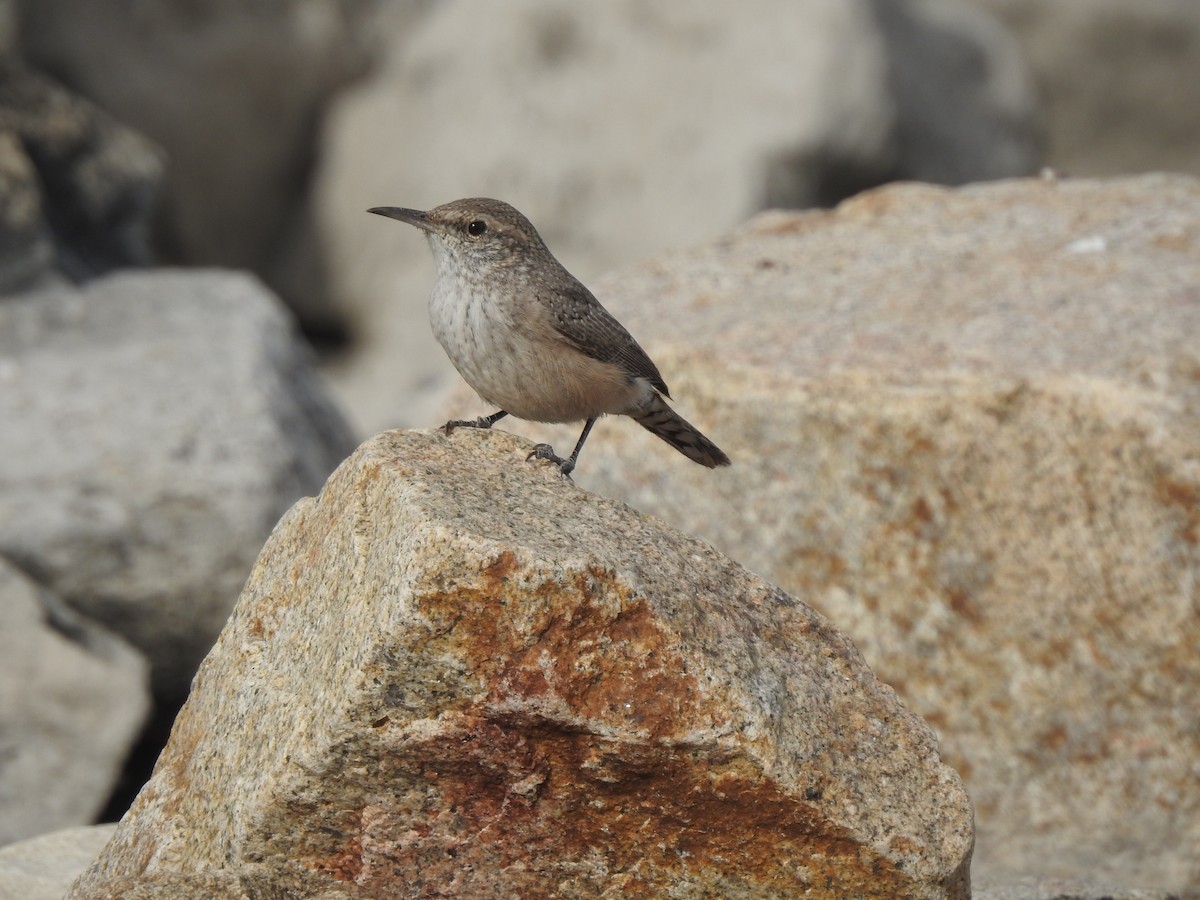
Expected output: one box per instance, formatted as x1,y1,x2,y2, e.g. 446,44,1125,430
467,220,487,236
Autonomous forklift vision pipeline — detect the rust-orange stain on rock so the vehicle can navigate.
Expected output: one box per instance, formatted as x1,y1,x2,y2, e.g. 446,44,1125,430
292,551,932,896
1156,473,1200,544
416,552,703,740
499,590,702,739
311,823,364,883
332,720,915,897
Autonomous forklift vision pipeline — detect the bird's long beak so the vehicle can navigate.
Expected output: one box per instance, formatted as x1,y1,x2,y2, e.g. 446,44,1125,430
368,206,436,233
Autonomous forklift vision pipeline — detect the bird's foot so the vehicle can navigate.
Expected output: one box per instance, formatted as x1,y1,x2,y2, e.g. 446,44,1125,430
527,443,575,478
442,411,507,435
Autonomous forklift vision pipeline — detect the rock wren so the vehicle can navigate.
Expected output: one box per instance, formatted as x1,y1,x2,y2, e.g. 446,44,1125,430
368,198,730,476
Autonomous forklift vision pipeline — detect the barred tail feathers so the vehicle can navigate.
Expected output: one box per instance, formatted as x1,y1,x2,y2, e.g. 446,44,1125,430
629,394,730,468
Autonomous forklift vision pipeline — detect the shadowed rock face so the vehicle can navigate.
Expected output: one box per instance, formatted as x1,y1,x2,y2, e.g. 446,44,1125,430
0,64,162,289
15,0,393,334
69,429,973,899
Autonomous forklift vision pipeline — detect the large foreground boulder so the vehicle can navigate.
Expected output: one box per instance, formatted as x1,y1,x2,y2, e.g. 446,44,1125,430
69,429,973,898
505,173,1196,891
0,270,356,704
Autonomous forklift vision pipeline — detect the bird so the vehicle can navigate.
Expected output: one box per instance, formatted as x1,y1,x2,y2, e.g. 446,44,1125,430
368,198,730,476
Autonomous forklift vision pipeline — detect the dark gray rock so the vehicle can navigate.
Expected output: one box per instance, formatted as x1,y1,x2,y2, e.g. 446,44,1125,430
16,0,412,334
0,126,50,293
871,0,1040,189
0,0,14,58
0,65,162,288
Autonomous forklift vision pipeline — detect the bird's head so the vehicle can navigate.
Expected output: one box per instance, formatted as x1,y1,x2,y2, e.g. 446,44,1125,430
369,198,551,273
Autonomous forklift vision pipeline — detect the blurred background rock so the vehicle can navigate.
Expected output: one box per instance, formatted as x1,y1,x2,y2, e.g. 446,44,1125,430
11,0,402,331
1,0,1198,895
10,0,1044,432
8,0,1198,433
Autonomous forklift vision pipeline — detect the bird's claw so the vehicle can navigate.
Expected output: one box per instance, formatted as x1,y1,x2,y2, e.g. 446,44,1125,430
527,443,575,478
442,415,496,435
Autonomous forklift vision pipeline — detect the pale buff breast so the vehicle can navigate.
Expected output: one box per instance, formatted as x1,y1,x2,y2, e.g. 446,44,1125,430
427,264,649,423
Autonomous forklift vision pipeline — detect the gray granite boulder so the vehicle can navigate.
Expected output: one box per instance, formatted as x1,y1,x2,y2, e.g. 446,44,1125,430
0,825,117,900
0,269,356,705
0,560,148,846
